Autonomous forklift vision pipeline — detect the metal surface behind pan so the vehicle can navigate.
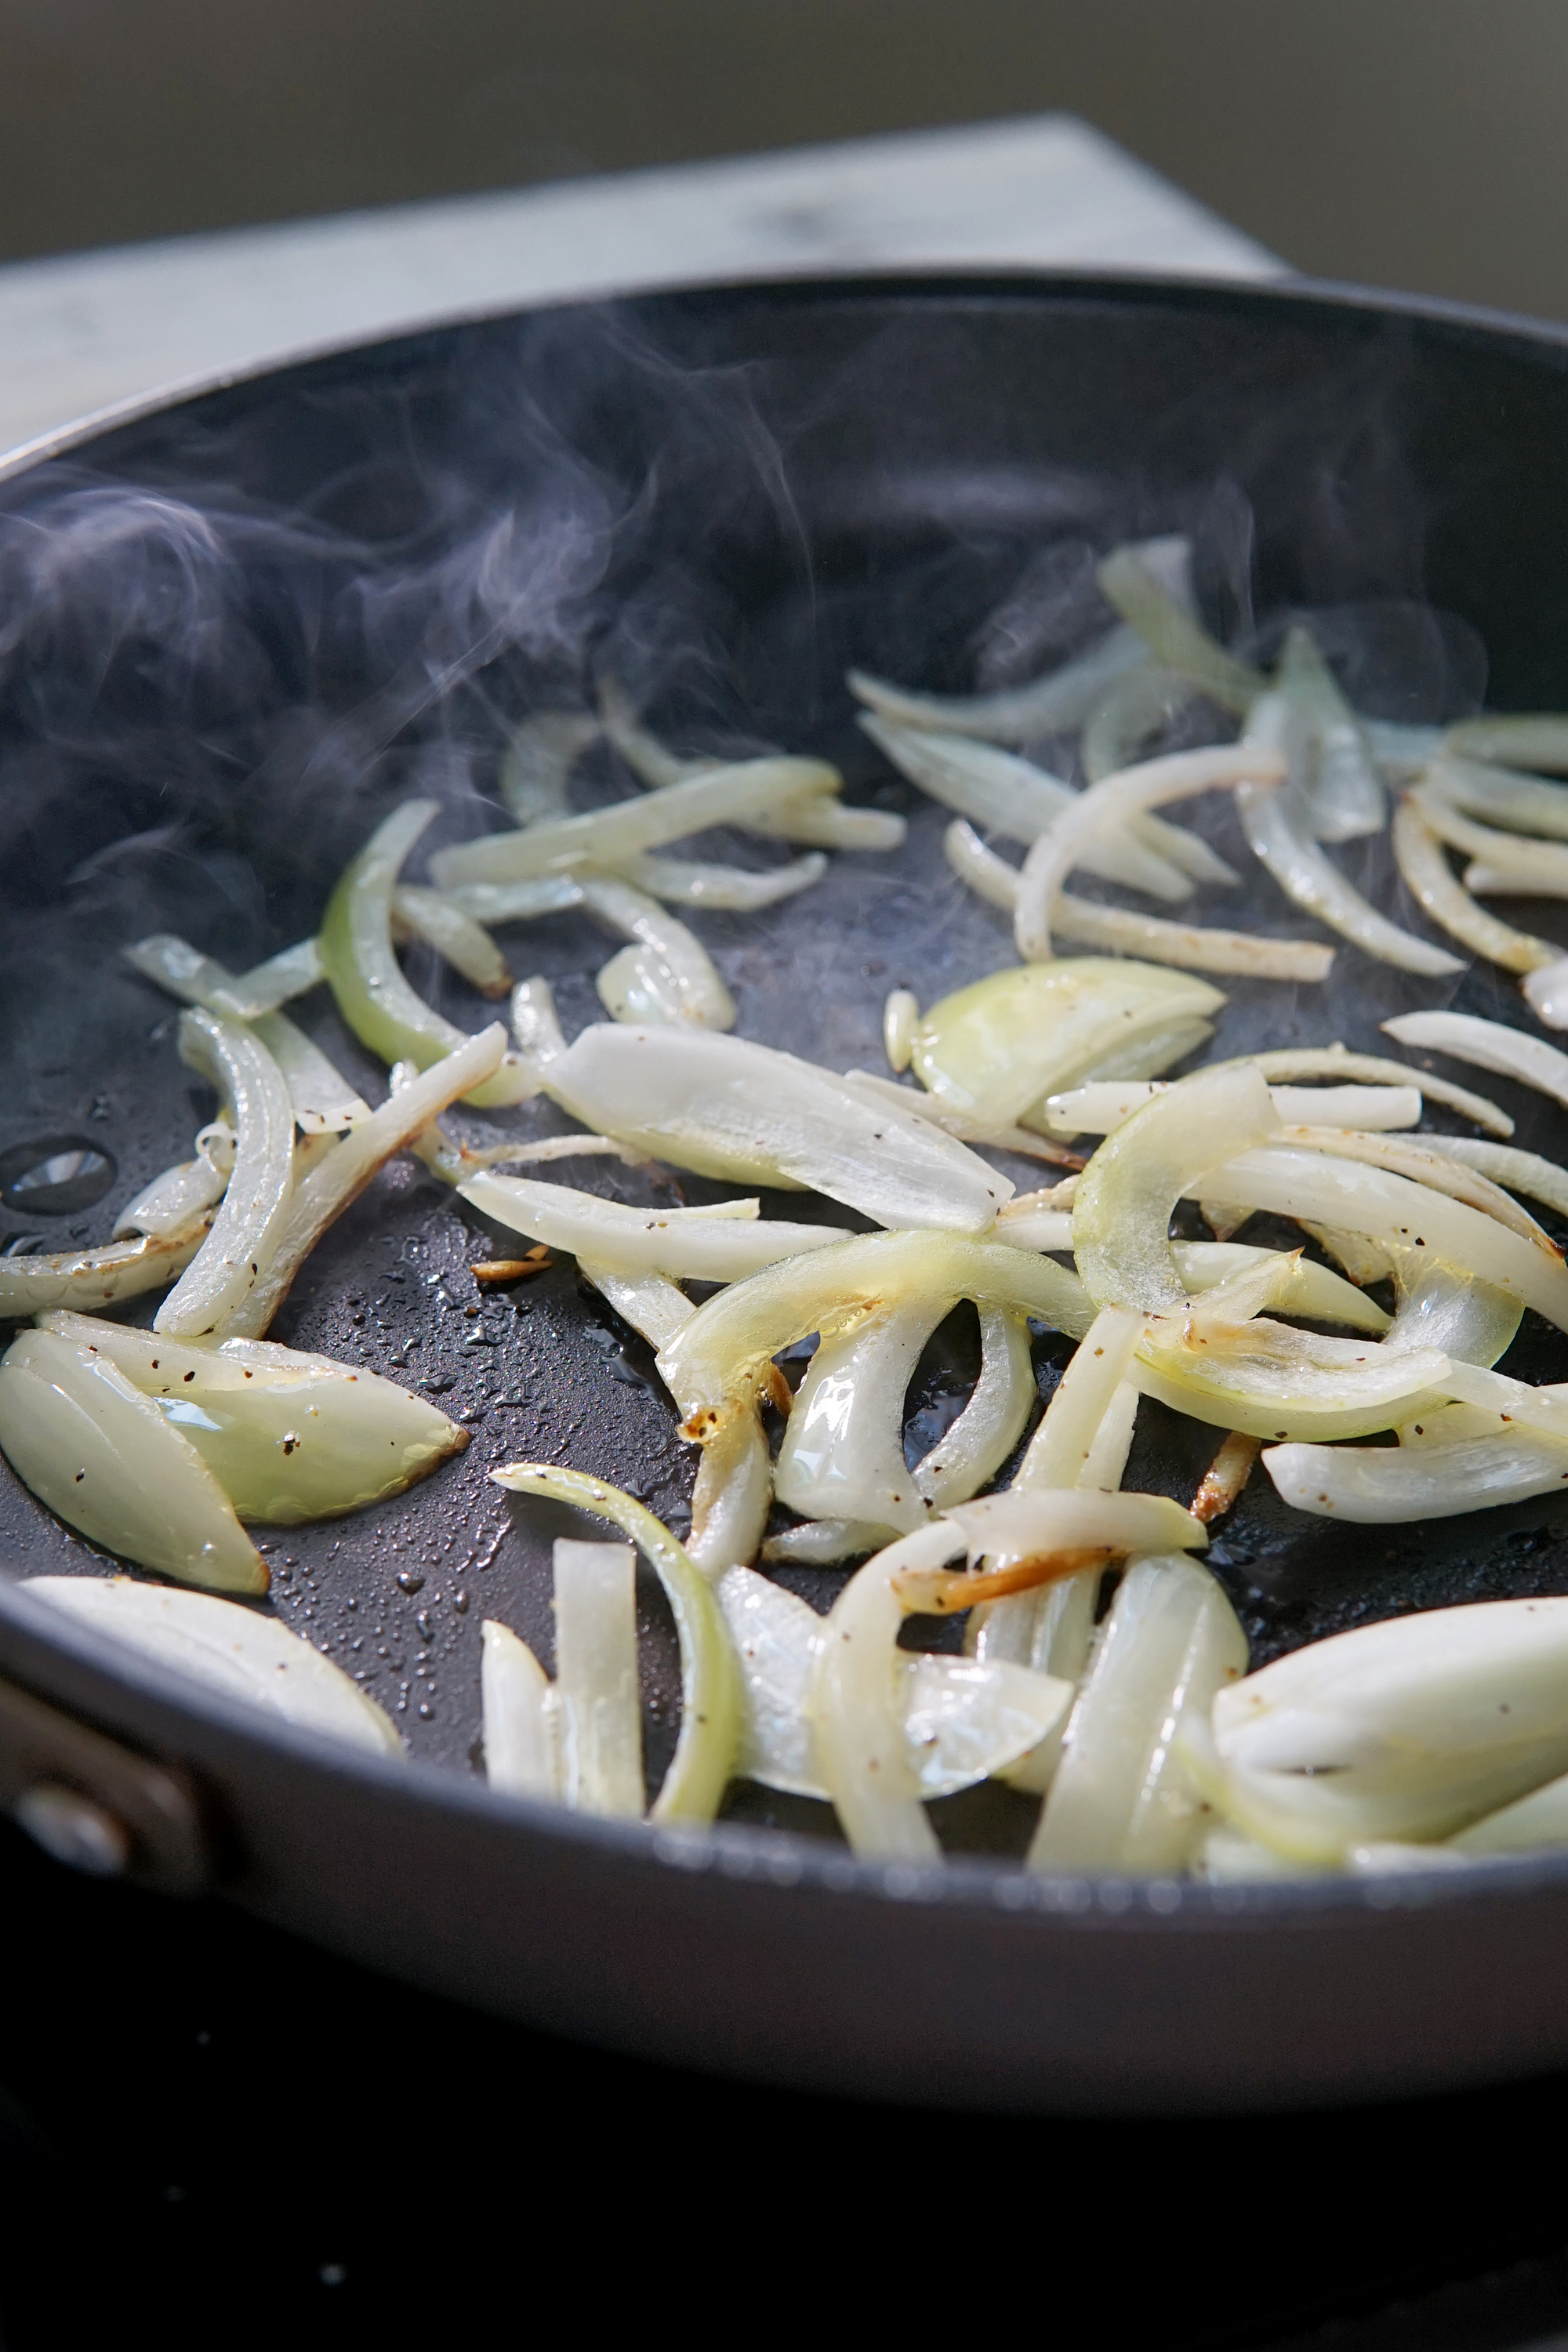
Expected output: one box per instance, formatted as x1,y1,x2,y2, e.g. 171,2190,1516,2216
2,272,1568,2111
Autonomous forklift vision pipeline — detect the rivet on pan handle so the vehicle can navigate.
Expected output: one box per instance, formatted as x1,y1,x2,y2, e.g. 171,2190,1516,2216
0,1674,209,1894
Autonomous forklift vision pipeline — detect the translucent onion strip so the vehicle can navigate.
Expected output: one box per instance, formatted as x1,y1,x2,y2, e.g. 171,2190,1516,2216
940,821,1327,980
481,1619,557,1799
913,1307,1036,1508
1389,799,1556,975
317,800,530,1110
125,935,368,1132
1276,625,1386,844
578,874,735,1030
840,1068,1083,1167
1417,1135,1568,1219
113,1126,233,1240
1097,545,1265,716
1382,1010,1568,1114
1269,1127,1553,1246
1042,1080,1420,1137
1207,1044,1512,1138
488,1464,740,1825
552,1539,644,1817
687,1405,772,1577
460,1173,853,1282
0,1332,267,1592
1425,754,1568,841
25,1576,402,1756
154,1009,296,1338
775,1299,948,1537
0,1230,211,1319
1410,775,1568,891
903,1487,1209,1614
222,1025,507,1338
846,622,1152,744
615,851,827,911
1444,716,1568,772
1265,1426,1568,1523
1014,745,1286,962
390,885,512,998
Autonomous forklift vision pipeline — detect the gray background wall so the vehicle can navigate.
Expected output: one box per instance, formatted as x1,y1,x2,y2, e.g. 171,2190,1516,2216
4,2,1566,320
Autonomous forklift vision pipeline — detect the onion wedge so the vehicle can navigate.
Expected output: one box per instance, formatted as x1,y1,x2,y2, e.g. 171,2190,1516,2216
487,1464,740,1825
1014,745,1285,962
461,1172,853,1282
24,1575,401,1755
716,1565,1069,1801
318,800,531,1109
1028,1555,1247,1871
1382,1010,1568,1114
539,1022,1012,1232
222,1025,506,1338
0,1332,266,1592
38,1311,469,1523
154,1009,296,1338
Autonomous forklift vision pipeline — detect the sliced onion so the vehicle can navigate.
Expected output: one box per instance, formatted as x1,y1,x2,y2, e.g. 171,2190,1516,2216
1416,1134,1568,1219
615,851,827,911
913,1307,1036,1507
909,957,1225,1132
1450,1771,1568,1857
1018,1305,1147,1489
862,716,1197,901
0,1333,266,1592
125,932,368,1131
113,1123,234,1241
1425,753,1568,841
318,800,531,1109
539,1023,1012,1233
1265,1426,1568,1523
1236,706,1461,975
717,1564,1069,1801
1042,1079,1420,1138
487,1463,740,1825
1028,1555,1247,1871
655,1229,1091,1425
901,1487,1208,1614
1096,546,1265,716
1207,1598,1568,1859
576,1259,693,1352
1409,775,1568,892
551,1537,644,1816
391,884,512,998
1073,1062,1280,1312
1268,1126,1553,1246
1172,1240,1391,1334
1390,799,1555,975
1014,745,1285,963
0,1230,210,1319
25,1575,402,1754
1276,625,1387,843
840,1067,1083,1167
1443,715,1568,773
481,1617,557,1799
126,931,321,1022
1082,665,1203,788
578,874,734,1030
846,622,1152,743
687,1404,772,1577
39,1310,469,1523
1520,959,1568,1031
1363,719,1443,778
429,757,840,890
1208,1044,1512,1137
498,711,599,826
775,1299,948,1537
461,1173,852,1282
760,1518,895,1565
1382,1008,1568,1113
223,1025,507,1338
1192,1431,1262,1523
440,875,588,927
993,1207,1076,1252
741,799,906,853
154,1008,296,1338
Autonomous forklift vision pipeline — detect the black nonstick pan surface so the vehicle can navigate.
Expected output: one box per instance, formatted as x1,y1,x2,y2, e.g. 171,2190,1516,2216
5,272,1568,2112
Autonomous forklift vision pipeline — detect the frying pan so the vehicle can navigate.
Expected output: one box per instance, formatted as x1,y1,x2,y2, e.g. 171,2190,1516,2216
3,271,1568,2114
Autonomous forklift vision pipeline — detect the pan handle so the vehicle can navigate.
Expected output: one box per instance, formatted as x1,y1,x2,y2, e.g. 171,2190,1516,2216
0,1673,209,1893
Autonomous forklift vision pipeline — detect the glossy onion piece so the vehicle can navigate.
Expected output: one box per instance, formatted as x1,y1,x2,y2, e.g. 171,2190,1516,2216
26,1576,401,1755
114,1124,234,1240
1382,1009,1568,1113
1014,745,1285,963
901,1487,1207,1616
656,1229,1091,1425
1450,1773,1568,1858
1276,626,1386,843
808,1519,967,1859
125,934,366,1131
1097,545,1265,716
615,851,828,912
840,1067,1083,1167
391,885,512,998
551,1539,644,1817
428,757,841,889
1073,1062,1280,1312
1028,1555,1247,1872
154,1009,296,1337
1417,1135,1568,1220
460,1173,852,1282
0,1334,265,1592
1208,1599,1568,1860
539,1023,1012,1233
579,874,735,1030
1443,715,1568,772
846,622,1152,743
223,1025,507,1338
1207,1044,1512,1138
39,1311,469,1523
0,1230,209,1320
1389,800,1555,975
1269,1127,1552,1246
1410,775,1568,891
909,959,1225,1132
913,1307,1036,1508
442,875,587,927
1234,719,1461,977
318,800,530,1110
686,1404,772,1577
1192,1143,1568,1330
941,822,1329,982
487,1464,740,1824
1041,1079,1420,1138
1265,1425,1568,1523
1172,1240,1391,1335
775,1299,951,1537
481,1619,558,1800
497,710,600,826
716,1565,1069,1801
1432,753,1568,840
760,1518,897,1566
862,715,1197,901
576,1260,693,1352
